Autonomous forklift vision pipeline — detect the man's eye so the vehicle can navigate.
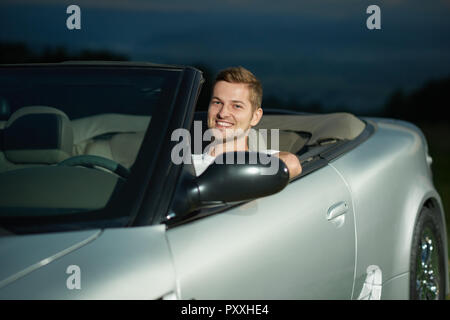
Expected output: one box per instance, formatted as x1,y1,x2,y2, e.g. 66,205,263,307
234,104,243,109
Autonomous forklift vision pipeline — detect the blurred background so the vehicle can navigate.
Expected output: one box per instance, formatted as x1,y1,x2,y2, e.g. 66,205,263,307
1,0,449,288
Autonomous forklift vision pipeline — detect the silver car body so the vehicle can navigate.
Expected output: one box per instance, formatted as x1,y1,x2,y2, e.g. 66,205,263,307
0,63,447,299
1,116,447,299
165,117,448,299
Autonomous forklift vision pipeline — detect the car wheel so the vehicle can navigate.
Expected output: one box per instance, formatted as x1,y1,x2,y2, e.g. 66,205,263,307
410,206,446,300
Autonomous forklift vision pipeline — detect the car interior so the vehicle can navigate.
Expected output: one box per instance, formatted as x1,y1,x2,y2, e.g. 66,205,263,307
190,111,367,164
0,105,151,220
0,104,367,223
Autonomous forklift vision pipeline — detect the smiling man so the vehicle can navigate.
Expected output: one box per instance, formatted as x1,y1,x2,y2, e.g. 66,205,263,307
192,66,302,179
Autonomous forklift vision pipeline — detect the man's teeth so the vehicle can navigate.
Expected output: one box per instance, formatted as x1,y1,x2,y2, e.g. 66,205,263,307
217,121,233,127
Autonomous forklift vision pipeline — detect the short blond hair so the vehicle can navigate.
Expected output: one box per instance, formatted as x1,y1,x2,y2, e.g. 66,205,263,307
214,66,263,111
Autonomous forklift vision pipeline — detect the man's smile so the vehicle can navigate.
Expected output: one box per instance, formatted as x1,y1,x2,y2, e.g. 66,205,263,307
215,120,234,129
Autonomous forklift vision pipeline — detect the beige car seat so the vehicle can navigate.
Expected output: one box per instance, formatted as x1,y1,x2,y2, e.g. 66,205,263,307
71,114,150,169
0,106,73,173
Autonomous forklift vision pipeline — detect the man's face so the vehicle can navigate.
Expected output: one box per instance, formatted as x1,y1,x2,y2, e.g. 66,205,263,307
207,80,262,142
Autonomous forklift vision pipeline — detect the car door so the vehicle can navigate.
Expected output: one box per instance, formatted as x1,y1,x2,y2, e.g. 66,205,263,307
166,162,356,299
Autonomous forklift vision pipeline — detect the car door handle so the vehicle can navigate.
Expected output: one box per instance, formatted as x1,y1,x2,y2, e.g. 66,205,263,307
327,201,348,220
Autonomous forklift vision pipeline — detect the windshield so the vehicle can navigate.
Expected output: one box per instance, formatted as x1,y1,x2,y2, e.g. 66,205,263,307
0,65,181,234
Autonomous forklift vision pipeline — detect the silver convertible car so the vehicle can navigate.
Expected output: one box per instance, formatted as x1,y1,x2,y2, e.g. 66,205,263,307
0,62,448,300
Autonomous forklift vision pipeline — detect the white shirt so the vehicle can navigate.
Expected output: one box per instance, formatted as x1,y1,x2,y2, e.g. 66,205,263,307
192,149,279,176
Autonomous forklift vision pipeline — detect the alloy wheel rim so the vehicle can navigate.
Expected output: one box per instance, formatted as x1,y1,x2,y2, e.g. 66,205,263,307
416,227,440,299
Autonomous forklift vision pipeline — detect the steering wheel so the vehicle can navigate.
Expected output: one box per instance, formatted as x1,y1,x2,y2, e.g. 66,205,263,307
58,155,130,179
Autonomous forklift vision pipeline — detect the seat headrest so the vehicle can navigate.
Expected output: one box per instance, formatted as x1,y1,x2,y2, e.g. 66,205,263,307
3,106,73,164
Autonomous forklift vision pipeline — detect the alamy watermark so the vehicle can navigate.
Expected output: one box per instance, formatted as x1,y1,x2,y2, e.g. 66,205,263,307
66,5,81,30
65,5,380,31
366,5,381,30
66,265,81,290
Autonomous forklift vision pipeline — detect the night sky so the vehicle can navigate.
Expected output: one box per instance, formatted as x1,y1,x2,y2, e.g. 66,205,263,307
1,0,450,113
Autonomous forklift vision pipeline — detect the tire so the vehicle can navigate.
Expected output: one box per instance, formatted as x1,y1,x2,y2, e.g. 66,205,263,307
410,206,446,300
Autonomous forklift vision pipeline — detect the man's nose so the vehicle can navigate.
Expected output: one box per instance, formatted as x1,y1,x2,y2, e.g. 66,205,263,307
217,103,231,118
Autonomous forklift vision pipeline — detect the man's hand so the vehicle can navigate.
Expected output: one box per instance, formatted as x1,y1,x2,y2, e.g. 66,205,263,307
275,151,302,179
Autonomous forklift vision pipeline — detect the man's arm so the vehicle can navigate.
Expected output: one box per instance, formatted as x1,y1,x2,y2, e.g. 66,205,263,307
275,151,302,179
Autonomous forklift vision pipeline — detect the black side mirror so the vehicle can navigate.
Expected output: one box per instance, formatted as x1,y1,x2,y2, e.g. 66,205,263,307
170,152,290,219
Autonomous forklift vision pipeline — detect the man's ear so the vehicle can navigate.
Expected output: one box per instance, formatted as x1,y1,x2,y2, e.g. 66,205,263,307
250,107,263,126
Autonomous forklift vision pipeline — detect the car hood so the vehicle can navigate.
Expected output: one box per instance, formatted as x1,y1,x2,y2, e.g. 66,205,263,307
0,225,176,299
0,229,101,289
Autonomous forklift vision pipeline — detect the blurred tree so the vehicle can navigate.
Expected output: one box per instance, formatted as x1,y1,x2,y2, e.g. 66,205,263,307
383,76,450,124
77,49,128,61
40,46,70,63
0,42,34,63
0,42,129,64
263,94,324,113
